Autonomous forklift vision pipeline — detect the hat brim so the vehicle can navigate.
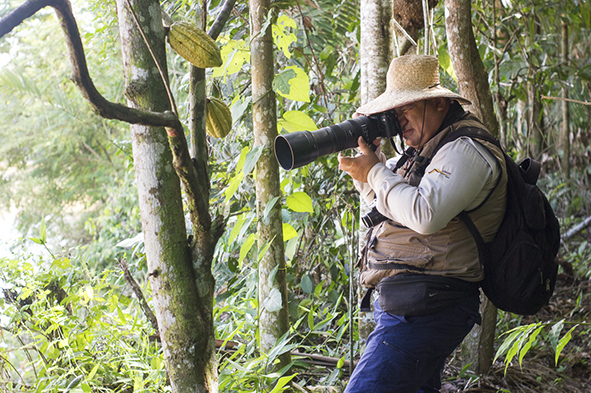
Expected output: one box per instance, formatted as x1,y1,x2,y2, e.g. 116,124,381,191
356,86,471,116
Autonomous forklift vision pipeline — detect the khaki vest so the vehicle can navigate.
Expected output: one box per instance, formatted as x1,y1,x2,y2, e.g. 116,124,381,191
359,115,507,288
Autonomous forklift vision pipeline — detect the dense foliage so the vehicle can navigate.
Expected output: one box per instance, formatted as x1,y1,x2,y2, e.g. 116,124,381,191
1,0,591,391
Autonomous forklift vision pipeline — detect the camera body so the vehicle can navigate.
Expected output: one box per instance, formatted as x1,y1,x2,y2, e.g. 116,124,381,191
362,205,389,228
274,110,402,170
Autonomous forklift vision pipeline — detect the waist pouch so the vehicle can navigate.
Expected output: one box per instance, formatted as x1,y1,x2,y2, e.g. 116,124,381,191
376,274,480,316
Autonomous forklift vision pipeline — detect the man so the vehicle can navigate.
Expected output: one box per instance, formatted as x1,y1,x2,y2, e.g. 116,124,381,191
338,55,507,392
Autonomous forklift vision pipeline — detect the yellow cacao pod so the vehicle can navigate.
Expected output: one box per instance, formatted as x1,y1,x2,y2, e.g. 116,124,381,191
206,97,232,138
167,22,222,68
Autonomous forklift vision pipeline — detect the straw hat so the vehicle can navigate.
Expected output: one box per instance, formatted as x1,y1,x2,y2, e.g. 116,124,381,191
356,54,471,115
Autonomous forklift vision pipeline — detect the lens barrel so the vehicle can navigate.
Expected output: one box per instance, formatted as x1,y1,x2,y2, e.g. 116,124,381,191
274,116,375,170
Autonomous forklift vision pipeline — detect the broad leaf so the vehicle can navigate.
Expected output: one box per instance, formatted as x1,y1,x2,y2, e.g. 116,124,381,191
273,66,310,103
286,191,314,213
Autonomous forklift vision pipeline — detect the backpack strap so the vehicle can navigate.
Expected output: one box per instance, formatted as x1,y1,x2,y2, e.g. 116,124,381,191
431,126,505,261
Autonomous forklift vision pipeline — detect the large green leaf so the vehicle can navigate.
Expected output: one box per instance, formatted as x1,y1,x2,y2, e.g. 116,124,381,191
277,110,317,133
273,66,310,103
286,191,314,213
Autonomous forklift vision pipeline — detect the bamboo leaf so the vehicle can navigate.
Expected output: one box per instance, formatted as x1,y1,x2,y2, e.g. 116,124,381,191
555,325,578,366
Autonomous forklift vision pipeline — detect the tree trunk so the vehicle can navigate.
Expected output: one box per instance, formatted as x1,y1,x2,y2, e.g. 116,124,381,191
560,21,570,178
444,0,499,138
444,0,498,375
116,1,217,391
249,0,291,370
357,0,393,348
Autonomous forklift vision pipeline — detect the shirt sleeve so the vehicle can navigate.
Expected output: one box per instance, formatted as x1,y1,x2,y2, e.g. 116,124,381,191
365,137,500,234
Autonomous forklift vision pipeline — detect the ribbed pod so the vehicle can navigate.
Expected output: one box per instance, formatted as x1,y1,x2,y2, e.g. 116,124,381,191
205,97,232,138
167,22,222,68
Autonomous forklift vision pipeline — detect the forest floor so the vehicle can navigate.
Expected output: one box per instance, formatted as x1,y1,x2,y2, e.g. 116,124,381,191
298,273,591,393
440,273,591,393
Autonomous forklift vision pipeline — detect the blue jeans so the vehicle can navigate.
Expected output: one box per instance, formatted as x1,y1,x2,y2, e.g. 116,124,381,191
345,297,480,393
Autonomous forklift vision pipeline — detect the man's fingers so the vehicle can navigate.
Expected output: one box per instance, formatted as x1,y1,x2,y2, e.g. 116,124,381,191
357,137,371,154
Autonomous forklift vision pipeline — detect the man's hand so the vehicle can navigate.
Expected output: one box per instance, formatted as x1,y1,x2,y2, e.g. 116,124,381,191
338,137,381,183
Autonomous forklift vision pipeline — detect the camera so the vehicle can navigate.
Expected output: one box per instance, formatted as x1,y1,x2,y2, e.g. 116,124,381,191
274,110,402,170
362,205,389,228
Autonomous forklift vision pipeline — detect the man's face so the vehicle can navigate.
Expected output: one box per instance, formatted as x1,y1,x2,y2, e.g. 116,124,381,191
395,98,449,149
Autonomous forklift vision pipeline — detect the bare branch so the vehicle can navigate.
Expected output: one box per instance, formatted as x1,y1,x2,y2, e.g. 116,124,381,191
208,0,238,40
0,0,181,129
119,259,159,333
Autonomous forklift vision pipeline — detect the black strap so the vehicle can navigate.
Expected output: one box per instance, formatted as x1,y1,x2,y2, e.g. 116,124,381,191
367,261,425,272
360,287,374,312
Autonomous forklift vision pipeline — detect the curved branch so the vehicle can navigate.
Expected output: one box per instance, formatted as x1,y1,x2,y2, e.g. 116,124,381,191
0,0,181,130
0,0,214,235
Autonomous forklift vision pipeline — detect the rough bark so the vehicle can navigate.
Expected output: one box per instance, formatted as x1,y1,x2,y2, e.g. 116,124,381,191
249,0,291,370
2,0,227,390
444,0,497,375
444,0,499,138
357,0,394,347
115,0,218,391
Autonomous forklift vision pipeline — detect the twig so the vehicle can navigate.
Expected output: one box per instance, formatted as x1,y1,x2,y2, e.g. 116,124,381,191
118,259,159,333
562,215,591,241
542,95,591,106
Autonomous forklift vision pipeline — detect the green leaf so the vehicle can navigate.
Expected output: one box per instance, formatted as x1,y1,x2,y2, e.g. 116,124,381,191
224,172,244,204
273,66,310,103
549,319,565,351
40,217,46,243
263,196,280,221
239,233,256,266
213,38,251,81
519,325,543,366
264,288,283,312
438,47,457,82
65,375,83,392
243,146,263,176
277,110,317,133
87,363,101,380
336,356,345,369
117,306,127,324
272,15,297,59
282,223,298,242
29,237,44,245
555,325,578,366
269,373,298,393
286,191,313,213
228,213,247,245
230,95,251,123
301,275,314,294
258,235,277,262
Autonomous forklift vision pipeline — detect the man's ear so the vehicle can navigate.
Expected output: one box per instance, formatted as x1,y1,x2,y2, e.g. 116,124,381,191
435,97,450,112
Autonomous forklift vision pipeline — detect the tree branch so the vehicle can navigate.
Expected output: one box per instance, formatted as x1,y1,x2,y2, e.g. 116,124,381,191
0,0,217,242
0,0,181,129
208,0,238,40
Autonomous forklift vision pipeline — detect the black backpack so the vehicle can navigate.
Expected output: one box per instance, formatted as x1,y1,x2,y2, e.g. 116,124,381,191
439,127,561,315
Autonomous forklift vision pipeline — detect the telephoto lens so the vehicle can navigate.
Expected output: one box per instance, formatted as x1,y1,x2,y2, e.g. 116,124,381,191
274,116,377,170
274,110,401,170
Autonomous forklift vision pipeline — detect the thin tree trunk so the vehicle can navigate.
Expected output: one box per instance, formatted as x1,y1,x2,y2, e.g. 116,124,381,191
249,0,291,370
560,21,570,178
444,0,499,138
357,0,393,348
116,0,217,391
444,0,498,375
